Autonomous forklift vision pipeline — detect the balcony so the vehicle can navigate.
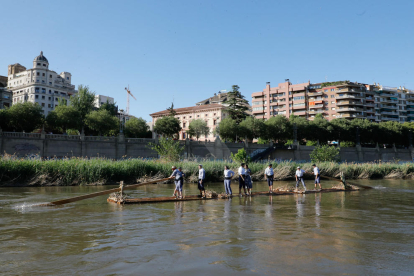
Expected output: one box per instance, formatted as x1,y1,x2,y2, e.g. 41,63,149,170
308,91,323,97
293,111,307,116
381,111,399,115
380,104,398,109
309,104,324,109
293,104,306,110
380,92,398,97
336,114,364,119
336,100,363,106
367,115,376,120
365,103,375,107
380,99,399,104
337,107,363,112
336,94,364,100
381,117,399,121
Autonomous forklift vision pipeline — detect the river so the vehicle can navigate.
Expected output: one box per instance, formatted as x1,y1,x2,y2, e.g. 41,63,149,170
1,179,414,275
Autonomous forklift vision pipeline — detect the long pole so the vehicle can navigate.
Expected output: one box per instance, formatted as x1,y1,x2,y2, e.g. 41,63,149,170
38,178,171,206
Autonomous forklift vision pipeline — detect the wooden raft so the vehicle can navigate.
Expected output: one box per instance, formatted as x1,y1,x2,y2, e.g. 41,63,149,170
107,187,362,205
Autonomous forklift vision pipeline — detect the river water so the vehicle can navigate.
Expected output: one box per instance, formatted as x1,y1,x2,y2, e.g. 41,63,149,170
1,179,414,275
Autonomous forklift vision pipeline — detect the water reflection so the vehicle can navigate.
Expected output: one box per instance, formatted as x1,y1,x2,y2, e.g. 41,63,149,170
315,193,321,228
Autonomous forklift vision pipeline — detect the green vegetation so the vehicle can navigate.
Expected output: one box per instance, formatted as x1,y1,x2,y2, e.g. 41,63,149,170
340,141,355,148
85,109,120,136
231,148,251,163
148,137,184,162
187,119,210,140
69,85,96,123
124,117,151,138
310,145,340,163
1,157,414,186
320,80,350,87
154,116,181,138
223,85,250,124
306,140,318,146
0,102,44,132
46,105,81,133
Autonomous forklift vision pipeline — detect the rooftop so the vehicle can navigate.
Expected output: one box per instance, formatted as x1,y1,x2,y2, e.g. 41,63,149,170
150,104,224,117
196,92,229,105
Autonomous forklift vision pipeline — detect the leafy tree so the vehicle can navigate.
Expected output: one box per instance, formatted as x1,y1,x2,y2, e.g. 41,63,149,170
329,118,352,142
223,85,249,123
378,121,404,145
264,115,291,142
310,145,340,163
70,85,95,123
239,117,265,141
349,119,376,144
154,116,181,138
257,137,269,144
306,140,318,146
187,119,210,140
124,117,150,138
309,114,332,144
216,118,238,141
148,137,184,161
166,102,177,117
231,148,251,163
85,109,119,136
7,102,44,132
340,141,355,147
46,105,81,133
99,101,118,116
289,115,310,143
0,109,10,130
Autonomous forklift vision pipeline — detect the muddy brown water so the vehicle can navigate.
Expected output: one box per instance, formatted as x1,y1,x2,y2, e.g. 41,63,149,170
1,179,414,275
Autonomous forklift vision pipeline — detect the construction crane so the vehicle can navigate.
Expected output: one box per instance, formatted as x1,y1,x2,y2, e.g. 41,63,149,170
125,85,136,115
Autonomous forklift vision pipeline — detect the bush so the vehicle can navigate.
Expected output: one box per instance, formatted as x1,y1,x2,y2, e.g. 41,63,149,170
306,140,318,146
148,137,184,162
340,141,355,148
231,148,251,163
257,137,269,144
310,145,340,163
285,139,293,146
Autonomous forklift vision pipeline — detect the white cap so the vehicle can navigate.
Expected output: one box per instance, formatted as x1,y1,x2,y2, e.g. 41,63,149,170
297,166,300,169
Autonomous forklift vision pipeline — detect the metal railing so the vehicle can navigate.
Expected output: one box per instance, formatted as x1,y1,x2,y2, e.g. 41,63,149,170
45,134,81,140
2,132,41,138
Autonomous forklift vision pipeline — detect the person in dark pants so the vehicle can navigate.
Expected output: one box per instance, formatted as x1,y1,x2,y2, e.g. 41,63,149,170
178,167,185,196
264,164,274,193
238,163,247,196
198,164,206,198
245,164,253,196
169,166,183,198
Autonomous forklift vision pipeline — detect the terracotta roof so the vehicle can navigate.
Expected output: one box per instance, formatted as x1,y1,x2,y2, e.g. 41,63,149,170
196,92,229,105
150,104,224,117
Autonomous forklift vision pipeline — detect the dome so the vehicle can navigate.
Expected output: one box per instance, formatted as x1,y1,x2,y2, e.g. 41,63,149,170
34,51,48,63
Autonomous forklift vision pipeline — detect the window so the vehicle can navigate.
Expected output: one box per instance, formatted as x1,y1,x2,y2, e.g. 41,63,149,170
42,80,45,83
183,123,186,128
213,120,216,125
35,87,40,93
293,96,305,101
205,114,208,117
37,72,40,76
37,63,40,66
324,89,328,92
42,96,45,99
48,104,51,108
49,82,52,85
42,88,46,93
330,89,335,91
54,91,58,94
43,64,46,67
331,101,335,104
48,97,51,100
213,113,216,116
197,115,200,117
331,95,335,98
42,103,45,107
183,116,186,119
67,77,69,80
50,75,52,78
189,116,192,118
331,107,336,110
35,95,39,99
42,73,45,77
36,80,39,83
55,98,58,101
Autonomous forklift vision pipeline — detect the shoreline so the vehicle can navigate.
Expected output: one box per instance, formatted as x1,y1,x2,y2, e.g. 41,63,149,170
1,158,413,187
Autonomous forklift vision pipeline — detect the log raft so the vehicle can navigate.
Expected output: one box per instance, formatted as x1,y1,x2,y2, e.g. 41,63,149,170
107,187,363,205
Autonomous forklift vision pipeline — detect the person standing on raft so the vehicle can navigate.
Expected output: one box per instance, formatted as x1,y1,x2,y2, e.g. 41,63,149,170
238,163,247,196
245,164,253,196
198,164,206,198
264,164,274,193
295,166,307,192
223,165,235,196
178,167,185,195
313,164,321,190
169,166,183,198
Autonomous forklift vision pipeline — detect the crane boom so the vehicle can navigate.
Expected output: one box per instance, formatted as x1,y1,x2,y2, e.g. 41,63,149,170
125,85,137,115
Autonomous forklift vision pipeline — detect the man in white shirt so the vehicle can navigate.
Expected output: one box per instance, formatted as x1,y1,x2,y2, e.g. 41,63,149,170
238,163,247,196
198,164,206,198
313,164,321,190
264,164,274,193
224,165,235,196
295,166,307,192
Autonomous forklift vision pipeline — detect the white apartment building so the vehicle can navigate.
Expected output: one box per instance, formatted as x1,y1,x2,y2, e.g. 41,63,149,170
7,51,77,116
94,95,114,108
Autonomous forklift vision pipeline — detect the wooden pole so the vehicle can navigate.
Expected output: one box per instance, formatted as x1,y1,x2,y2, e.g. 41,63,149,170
318,174,373,189
38,177,171,206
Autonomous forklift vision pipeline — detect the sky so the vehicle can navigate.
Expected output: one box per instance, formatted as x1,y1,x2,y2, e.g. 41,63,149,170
1,0,413,121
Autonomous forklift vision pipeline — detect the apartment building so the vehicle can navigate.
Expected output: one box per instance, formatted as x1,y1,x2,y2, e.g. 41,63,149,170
94,95,115,108
252,80,414,123
7,51,77,116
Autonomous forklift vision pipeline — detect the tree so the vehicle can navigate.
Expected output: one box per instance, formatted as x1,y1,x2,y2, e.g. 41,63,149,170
216,118,238,141
85,109,119,136
187,119,210,140
148,137,184,161
309,114,332,144
154,116,181,138
329,118,352,142
7,102,44,132
0,109,10,130
310,145,340,163
289,115,310,143
223,85,249,123
166,102,177,117
46,105,81,133
70,85,96,123
231,148,251,163
239,117,265,141
264,115,290,142
124,117,150,138
99,101,118,116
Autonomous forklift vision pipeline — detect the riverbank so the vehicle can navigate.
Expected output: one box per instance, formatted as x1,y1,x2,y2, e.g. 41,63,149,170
1,157,414,186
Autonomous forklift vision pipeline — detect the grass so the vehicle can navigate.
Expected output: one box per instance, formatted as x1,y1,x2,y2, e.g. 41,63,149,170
1,156,414,186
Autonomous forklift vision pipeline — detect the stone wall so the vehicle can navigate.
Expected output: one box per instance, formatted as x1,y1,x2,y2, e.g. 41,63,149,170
1,130,413,162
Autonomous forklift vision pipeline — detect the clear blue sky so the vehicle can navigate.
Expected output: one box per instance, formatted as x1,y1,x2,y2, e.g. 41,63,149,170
1,0,413,121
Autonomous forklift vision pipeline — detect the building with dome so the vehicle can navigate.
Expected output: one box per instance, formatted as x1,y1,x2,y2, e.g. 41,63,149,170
7,51,77,116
